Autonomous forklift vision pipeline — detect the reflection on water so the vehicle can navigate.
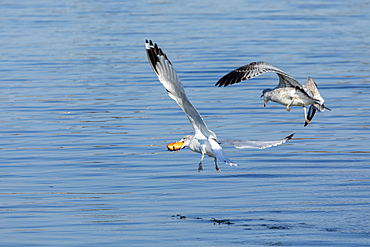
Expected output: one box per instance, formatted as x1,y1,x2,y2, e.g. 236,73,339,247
1,0,370,246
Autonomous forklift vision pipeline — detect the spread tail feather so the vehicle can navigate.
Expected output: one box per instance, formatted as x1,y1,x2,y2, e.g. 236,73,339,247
209,138,238,166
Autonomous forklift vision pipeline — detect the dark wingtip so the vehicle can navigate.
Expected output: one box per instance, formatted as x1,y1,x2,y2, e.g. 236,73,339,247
215,72,235,87
215,78,224,87
286,133,295,140
217,81,231,87
145,39,160,75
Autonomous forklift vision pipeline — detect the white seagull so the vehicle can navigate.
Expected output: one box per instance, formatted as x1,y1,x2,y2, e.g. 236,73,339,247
215,61,331,126
146,40,294,172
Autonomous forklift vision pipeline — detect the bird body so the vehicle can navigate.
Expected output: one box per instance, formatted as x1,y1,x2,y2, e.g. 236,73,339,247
263,87,317,107
216,62,330,126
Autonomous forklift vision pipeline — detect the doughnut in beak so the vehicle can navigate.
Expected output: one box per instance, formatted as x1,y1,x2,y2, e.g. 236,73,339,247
167,141,184,152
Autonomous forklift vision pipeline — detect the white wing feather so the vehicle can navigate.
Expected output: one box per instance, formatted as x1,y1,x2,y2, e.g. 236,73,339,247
221,133,294,149
146,40,216,139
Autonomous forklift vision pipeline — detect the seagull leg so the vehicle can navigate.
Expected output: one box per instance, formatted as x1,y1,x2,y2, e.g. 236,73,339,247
303,106,311,125
286,97,295,111
198,153,205,172
214,158,221,172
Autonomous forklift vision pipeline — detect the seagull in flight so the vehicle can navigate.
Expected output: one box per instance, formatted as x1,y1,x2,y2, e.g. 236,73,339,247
216,61,331,126
146,41,294,172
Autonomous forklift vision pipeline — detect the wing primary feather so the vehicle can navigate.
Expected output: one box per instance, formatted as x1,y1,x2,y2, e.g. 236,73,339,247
146,40,159,76
216,61,301,88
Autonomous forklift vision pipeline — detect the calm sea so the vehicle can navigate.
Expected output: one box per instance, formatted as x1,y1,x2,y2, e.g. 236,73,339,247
1,0,369,246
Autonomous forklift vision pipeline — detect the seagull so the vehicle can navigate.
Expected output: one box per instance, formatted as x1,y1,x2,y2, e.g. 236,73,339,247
215,61,331,126
146,40,294,172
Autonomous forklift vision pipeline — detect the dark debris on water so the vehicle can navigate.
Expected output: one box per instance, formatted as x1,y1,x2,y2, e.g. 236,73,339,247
171,214,234,225
211,218,234,225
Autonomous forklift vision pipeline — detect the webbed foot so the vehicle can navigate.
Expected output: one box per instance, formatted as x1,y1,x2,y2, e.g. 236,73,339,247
198,162,203,172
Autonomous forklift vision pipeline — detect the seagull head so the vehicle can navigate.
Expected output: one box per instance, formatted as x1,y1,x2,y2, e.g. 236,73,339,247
179,135,193,147
261,88,273,107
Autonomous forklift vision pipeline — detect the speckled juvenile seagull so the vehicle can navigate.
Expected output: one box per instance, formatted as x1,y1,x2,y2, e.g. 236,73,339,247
216,62,331,126
146,40,294,172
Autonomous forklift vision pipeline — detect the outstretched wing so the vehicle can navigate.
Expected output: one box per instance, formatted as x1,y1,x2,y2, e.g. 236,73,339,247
145,40,216,139
221,133,294,149
215,61,303,89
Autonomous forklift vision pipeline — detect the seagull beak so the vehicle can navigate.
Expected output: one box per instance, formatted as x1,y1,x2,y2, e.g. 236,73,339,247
261,94,267,107
167,141,184,152
324,105,332,111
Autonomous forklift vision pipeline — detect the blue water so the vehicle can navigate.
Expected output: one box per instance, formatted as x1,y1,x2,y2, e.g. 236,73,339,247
1,1,369,246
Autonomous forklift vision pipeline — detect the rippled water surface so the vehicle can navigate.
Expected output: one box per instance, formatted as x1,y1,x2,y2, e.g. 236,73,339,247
1,1,370,246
